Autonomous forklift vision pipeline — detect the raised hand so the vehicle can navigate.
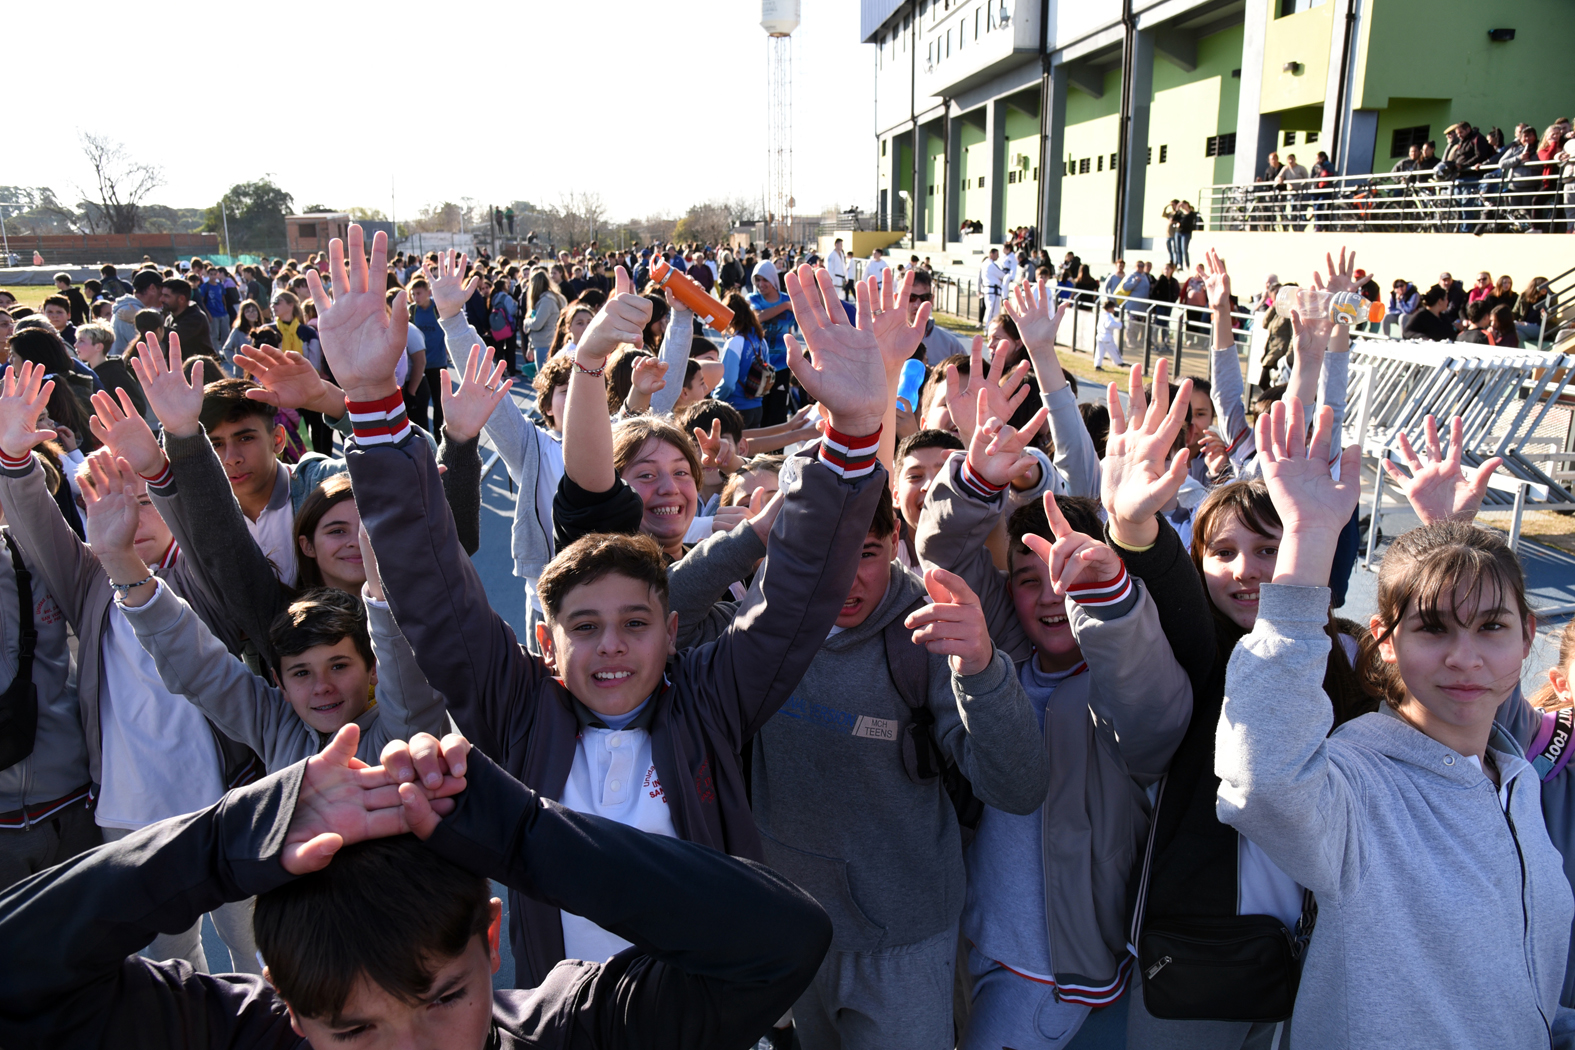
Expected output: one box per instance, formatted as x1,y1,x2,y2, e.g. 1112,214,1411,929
80,451,143,556
692,419,744,475
0,361,59,460
127,332,206,438
424,250,477,320
944,335,1032,444
1382,415,1502,526
1203,248,1232,315
1005,280,1069,356
787,264,919,434
1255,396,1363,587
966,389,1048,489
233,342,345,416
87,388,165,477
630,354,669,397
284,726,407,873
902,567,995,676
1316,247,1358,298
1100,358,1193,547
864,267,930,373
379,732,470,842
1022,491,1125,597
307,225,407,403
577,266,652,365
439,343,512,443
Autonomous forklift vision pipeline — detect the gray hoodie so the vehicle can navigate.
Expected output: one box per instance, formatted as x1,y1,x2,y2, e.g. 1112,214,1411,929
1218,583,1573,1049
751,560,1049,953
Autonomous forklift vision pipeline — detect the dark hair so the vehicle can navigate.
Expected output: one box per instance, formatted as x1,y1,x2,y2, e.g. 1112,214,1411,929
532,354,576,429
1466,299,1491,324
612,415,704,482
294,475,358,590
640,293,671,350
896,428,965,463
134,309,164,336
42,294,70,315
551,303,596,354
234,299,263,333
1078,401,1110,459
870,478,898,539
677,398,744,444
720,453,784,506
132,270,163,295
253,835,491,1021
1008,495,1102,564
1488,304,1516,343
605,347,650,414
162,277,193,300
200,377,279,432
1422,287,1446,307
1358,521,1531,711
268,587,374,675
725,293,763,340
538,531,670,621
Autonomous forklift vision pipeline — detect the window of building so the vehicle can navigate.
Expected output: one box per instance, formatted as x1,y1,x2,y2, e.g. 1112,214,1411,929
977,176,985,187
946,28,951,56
299,223,317,240
1033,166,1039,180
1147,147,1153,165
1283,131,1297,146
1390,124,1430,157
1097,154,1103,171
882,140,887,156
975,9,980,39
1079,158,1091,173
1008,171,1017,184
1278,0,1326,14
1159,144,1168,163
1110,152,1118,169
1205,133,1237,156
1306,131,1319,143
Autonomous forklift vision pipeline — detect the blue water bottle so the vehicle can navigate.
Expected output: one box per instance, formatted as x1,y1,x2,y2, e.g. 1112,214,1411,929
895,358,927,413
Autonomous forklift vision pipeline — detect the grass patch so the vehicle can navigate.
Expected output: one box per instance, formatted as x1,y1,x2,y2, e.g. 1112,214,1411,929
0,285,53,312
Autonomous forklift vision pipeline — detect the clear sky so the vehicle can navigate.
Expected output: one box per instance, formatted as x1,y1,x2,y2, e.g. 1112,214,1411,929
6,0,875,223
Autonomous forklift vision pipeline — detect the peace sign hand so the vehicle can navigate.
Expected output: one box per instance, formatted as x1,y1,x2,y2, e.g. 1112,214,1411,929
1021,491,1124,598
1382,414,1502,526
1100,358,1193,548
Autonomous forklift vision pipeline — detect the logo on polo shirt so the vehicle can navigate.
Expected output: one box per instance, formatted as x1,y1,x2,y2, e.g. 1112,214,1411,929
851,716,897,741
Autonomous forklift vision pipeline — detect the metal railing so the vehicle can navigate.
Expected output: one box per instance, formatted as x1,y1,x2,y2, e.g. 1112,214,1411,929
1202,160,1574,235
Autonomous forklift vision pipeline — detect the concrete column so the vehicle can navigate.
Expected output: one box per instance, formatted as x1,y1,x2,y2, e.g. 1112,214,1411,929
945,111,963,243
1232,0,1275,185
1120,29,1155,251
1038,63,1067,246
1344,110,1378,176
913,123,931,238
985,98,1009,243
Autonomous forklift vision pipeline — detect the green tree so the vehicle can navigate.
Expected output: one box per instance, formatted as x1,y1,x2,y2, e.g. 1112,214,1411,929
204,179,294,252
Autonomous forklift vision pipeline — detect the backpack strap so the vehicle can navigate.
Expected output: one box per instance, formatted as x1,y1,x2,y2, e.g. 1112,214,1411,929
1527,707,1575,782
0,529,38,770
883,597,942,784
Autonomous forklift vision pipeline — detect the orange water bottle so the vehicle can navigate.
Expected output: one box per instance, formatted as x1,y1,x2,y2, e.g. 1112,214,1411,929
650,259,734,331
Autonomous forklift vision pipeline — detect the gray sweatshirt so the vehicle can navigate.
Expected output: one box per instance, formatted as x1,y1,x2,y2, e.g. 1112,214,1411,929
751,561,1049,953
1217,583,1572,1049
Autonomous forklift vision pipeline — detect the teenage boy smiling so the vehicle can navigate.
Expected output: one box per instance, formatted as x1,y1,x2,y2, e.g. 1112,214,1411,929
311,226,905,986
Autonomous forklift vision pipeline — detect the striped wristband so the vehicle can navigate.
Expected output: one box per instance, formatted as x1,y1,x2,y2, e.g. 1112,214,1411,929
1067,562,1138,621
346,391,411,446
819,424,882,480
139,461,174,489
0,449,32,471
959,457,1008,502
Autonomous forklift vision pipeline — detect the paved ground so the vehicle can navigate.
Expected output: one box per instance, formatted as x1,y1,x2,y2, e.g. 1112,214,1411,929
201,382,1575,1045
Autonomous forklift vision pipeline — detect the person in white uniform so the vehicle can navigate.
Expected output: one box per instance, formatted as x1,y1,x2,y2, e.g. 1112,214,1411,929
827,238,850,299
980,248,1007,329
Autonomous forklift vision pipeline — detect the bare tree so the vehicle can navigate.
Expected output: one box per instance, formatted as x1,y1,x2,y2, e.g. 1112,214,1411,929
77,133,163,234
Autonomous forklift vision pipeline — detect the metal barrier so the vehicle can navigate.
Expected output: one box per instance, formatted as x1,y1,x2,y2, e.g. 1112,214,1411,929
1202,161,1574,235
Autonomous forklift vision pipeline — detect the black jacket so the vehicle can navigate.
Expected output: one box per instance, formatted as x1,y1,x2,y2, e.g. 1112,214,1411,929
1402,308,1456,343
0,748,832,1050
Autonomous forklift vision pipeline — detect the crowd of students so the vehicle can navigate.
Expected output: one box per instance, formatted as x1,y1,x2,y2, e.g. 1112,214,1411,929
2,224,1575,1050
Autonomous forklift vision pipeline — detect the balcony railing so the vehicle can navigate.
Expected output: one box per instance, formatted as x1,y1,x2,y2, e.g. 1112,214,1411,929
1201,161,1574,235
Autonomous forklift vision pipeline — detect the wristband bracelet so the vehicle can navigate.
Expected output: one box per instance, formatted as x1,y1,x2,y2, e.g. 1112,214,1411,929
572,360,606,379
112,574,155,595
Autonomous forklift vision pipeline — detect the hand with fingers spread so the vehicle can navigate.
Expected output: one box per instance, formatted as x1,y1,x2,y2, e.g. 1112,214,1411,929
1255,397,1364,587
0,362,60,461
784,263,923,436
232,342,346,417
80,450,144,560
944,336,1032,445
439,344,512,443
576,266,652,366
903,567,996,676
1100,359,1194,548
127,332,206,438
307,225,408,403
1383,415,1503,526
378,732,471,841
965,389,1049,490
1316,247,1359,298
424,250,478,321
1021,491,1125,598
1005,280,1069,359
863,267,930,376
88,388,165,478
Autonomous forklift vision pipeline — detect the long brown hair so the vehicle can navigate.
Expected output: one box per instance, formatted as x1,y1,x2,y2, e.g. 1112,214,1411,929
294,474,357,591
1192,479,1373,725
725,293,763,340
1358,520,1532,711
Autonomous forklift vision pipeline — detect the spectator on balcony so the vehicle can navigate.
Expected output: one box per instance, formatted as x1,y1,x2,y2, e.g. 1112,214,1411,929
1427,272,1467,326
1456,299,1494,345
1308,151,1336,230
1402,287,1457,342
1392,143,1423,175
1162,200,1183,265
1499,124,1549,227
1384,279,1419,338
1467,272,1498,315
1176,201,1198,266
1487,303,1520,348
1275,153,1309,228
1419,139,1440,169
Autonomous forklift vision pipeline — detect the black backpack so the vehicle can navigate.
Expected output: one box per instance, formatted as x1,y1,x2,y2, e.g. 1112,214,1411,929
883,597,984,834
0,531,39,771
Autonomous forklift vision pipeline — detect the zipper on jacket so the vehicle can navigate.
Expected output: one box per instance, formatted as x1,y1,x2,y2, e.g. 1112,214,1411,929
1502,780,1554,1042
1127,774,1166,955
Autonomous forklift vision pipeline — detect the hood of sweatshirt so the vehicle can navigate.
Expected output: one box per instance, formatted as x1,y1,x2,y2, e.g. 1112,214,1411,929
1335,703,1533,791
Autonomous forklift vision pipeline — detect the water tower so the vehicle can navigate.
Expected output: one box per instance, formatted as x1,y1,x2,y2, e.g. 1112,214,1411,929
762,0,799,247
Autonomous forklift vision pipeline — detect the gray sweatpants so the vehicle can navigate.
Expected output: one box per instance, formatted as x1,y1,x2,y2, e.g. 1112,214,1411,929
794,922,957,1050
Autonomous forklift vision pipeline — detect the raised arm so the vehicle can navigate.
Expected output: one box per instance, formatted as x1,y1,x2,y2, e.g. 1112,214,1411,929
357,522,454,751
563,266,652,493
436,343,512,558
1203,250,1255,468
1380,414,1503,526
1007,279,1101,496
647,299,693,417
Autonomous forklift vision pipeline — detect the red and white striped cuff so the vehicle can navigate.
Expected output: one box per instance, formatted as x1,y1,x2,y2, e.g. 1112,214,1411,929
139,460,174,489
960,457,1008,502
1066,562,1137,620
819,424,881,480
0,449,32,471
346,391,411,446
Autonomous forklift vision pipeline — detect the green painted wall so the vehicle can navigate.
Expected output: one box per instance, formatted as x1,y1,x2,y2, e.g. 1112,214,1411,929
1260,2,1332,113
926,132,946,236
1144,24,1246,238
1004,107,1040,231
1357,0,1575,138
1061,66,1124,239
959,121,988,226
